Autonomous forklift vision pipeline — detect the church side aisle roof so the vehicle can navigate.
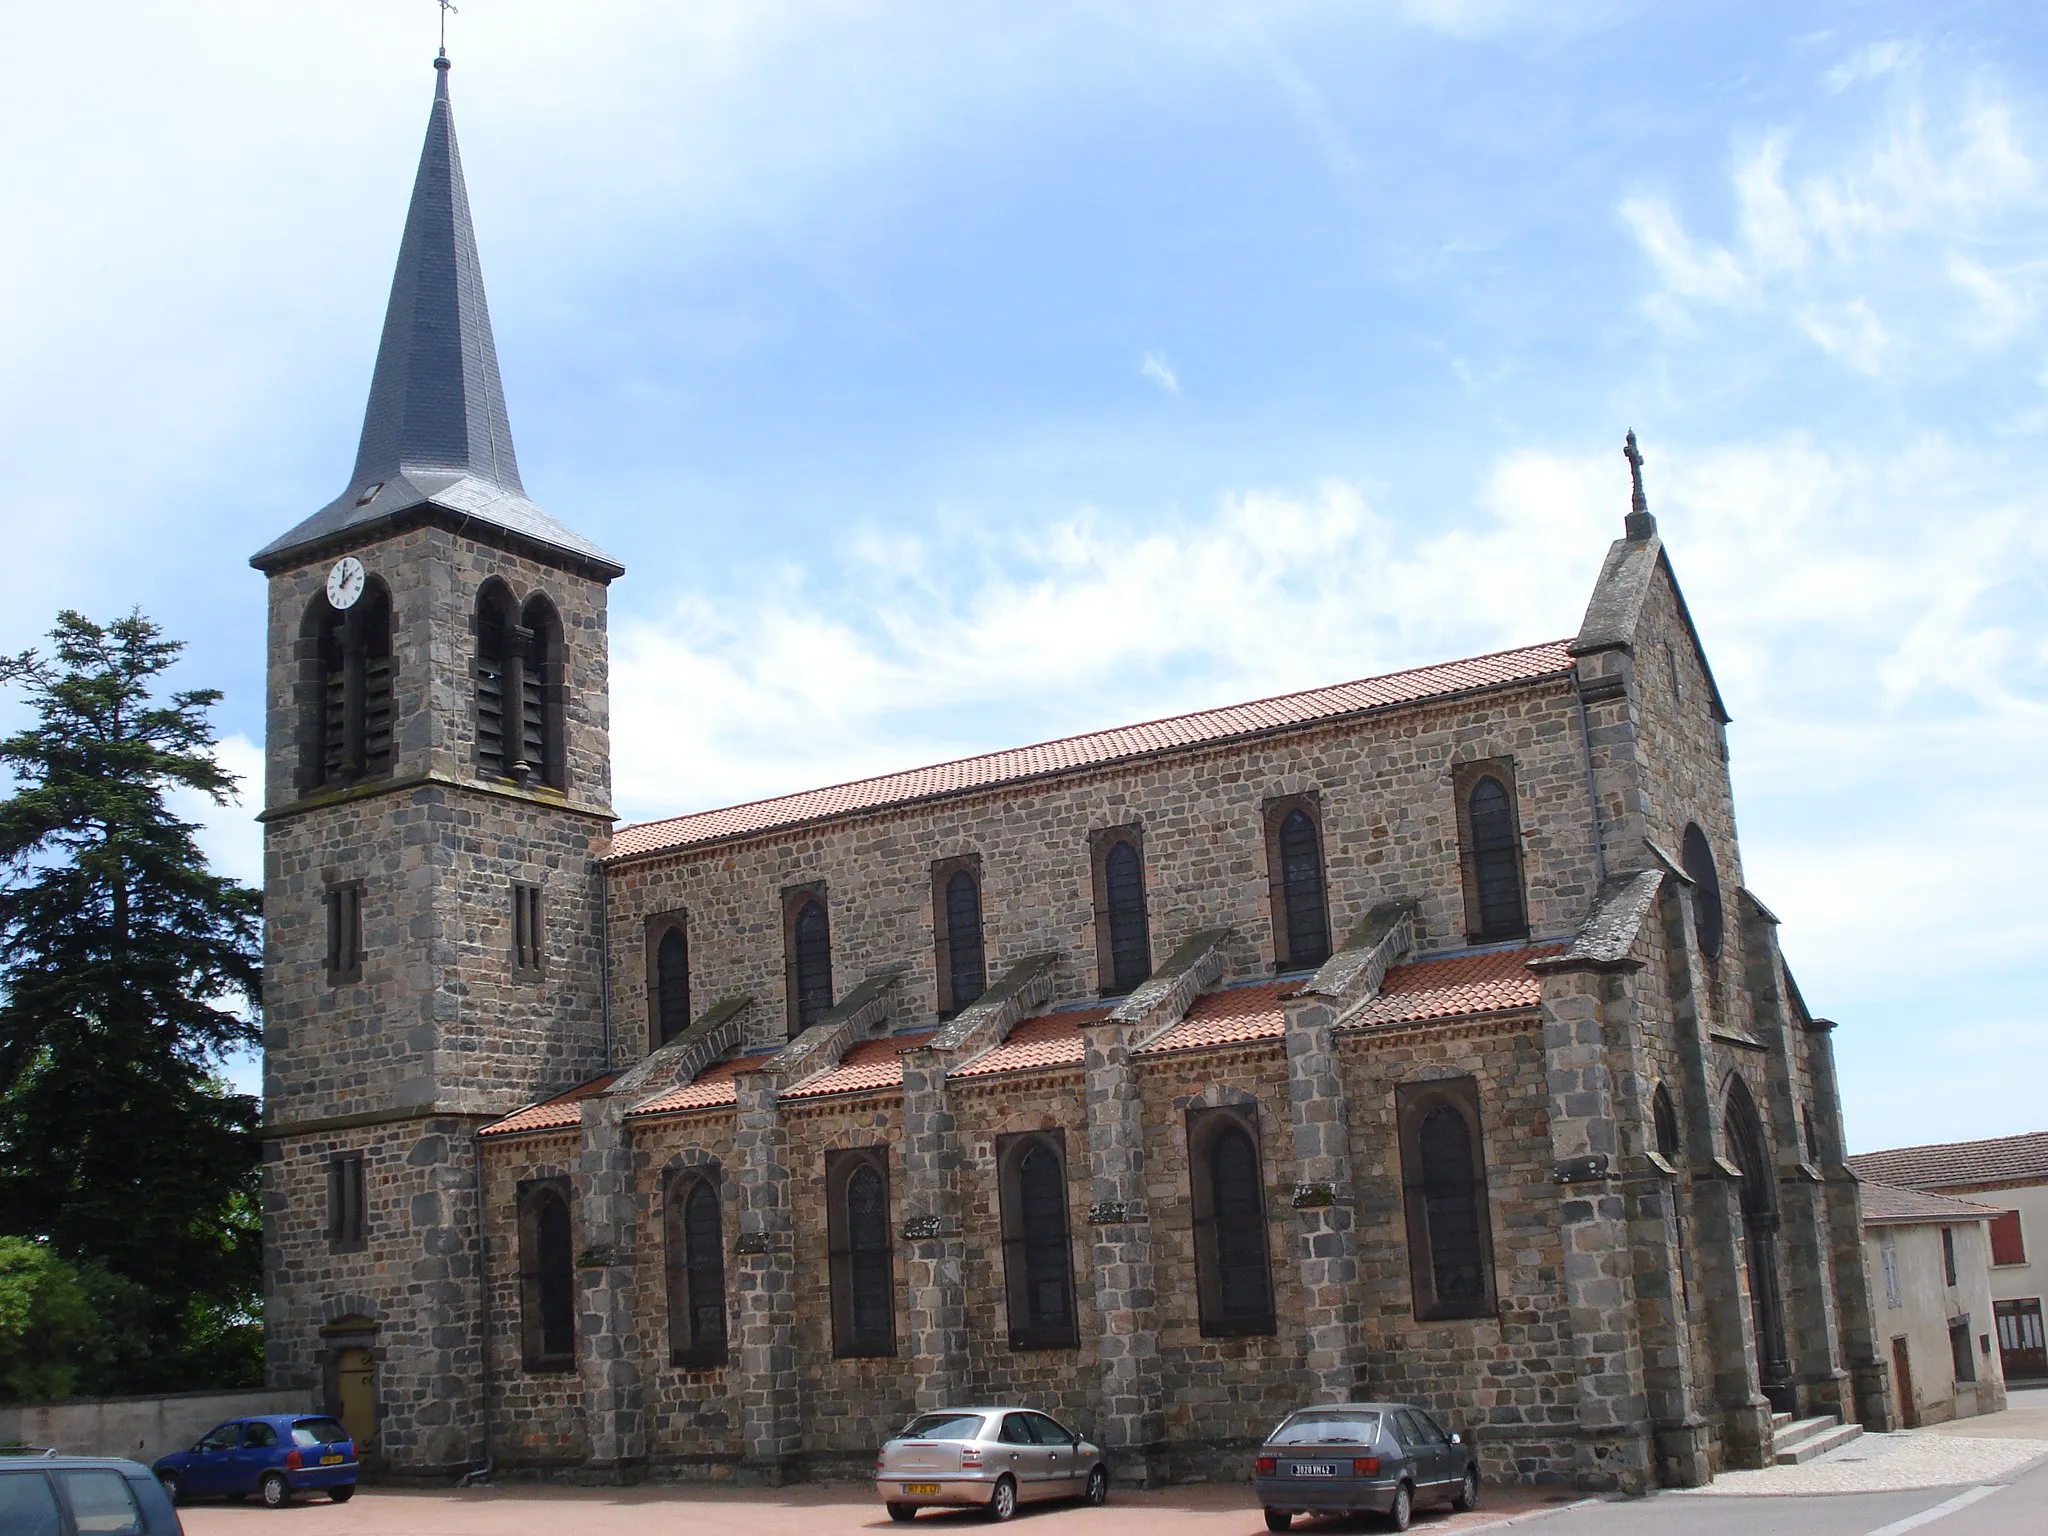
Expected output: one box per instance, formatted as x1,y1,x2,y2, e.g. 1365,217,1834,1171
477,1071,620,1138
608,639,1575,862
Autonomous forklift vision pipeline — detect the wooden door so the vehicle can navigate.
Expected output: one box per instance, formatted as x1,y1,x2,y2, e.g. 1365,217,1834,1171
1891,1336,1918,1428
336,1348,376,1454
1996,1299,2047,1382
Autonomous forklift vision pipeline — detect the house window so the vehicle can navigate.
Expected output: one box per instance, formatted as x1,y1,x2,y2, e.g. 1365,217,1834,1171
1090,828,1151,996
1990,1210,2026,1267
1681,822,1724,958
932,858,988,1017
324,881,364,984
784,889,834,1036
1265,799,1331,970
1398,1077,1497,1321
1881,1232,1901,1309
326,1152,366,1251
665,1168,727,1368
299,582,395,791
1454,760,1527,942
997,1132,1077,1350
826,1148,895,1357
517,1178,575,1371
1187,1105,1275,1337
649,917,691,1047
511,884,545,979
1942,1226,1958,1288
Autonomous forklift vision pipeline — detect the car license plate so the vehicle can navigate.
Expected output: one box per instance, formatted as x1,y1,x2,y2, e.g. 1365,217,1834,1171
322,1454,344,1465
1291,1464,1337,1478
903,1483,940,1495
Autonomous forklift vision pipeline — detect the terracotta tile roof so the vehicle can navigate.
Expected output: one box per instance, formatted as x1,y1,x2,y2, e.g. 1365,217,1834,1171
782,1036,918,1101
479,1073,619,1138
951,1008,1112,1081
608,641,1574,862
1848,1132,2048,1193
1345,945,1562,1028
1137,982,1296,1055
625,1055,755,1118
1858,1181,2006,1226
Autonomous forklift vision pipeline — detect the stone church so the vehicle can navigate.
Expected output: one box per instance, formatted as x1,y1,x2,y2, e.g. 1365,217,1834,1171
255,57,1894,1492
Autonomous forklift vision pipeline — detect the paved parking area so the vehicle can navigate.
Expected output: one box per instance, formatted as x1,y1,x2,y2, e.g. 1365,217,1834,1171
175,1479,1589,1536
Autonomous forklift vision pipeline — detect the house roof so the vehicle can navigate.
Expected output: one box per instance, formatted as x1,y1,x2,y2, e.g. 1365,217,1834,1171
1847,1132,2048,1193
607,641,1575,862
252,58,620,580
1859,1181,2006,1226
477,1072,618,1138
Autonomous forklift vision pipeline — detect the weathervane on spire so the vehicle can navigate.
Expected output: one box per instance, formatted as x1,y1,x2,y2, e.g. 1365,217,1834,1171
436,0,459,58
1622,430,1657,540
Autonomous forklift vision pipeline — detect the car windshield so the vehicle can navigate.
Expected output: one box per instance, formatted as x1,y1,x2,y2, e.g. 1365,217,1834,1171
1269,1411,1382,1446
291,1419,351,1447
900,1413,986,1441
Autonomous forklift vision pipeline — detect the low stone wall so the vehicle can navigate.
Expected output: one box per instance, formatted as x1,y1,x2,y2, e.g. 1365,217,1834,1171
0,1387,315,1464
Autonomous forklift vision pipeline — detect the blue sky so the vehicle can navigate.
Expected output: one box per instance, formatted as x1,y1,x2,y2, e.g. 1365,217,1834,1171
3,1,2043,1149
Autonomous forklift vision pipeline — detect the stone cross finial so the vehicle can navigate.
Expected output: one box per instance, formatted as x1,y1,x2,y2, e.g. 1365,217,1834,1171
435,0,459,57
1623,430,1657,540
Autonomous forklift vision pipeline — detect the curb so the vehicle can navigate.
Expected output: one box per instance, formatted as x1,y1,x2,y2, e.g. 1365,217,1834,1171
1442,1496,1614,1533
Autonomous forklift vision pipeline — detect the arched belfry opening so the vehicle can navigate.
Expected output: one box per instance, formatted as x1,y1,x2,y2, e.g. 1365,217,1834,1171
299,581,394,791
1724,1075,1792,1413
474,583,568,789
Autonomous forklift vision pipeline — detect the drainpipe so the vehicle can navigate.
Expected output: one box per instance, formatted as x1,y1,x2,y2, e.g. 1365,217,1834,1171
599,860,614,1070
460,1129,493,1487
1572,666,1608,887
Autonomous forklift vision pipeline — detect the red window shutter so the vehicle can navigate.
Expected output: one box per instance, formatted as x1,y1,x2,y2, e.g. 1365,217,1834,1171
1990,1210,2026,1267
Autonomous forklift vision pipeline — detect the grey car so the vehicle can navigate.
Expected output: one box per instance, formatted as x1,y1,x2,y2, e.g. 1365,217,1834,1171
0,1452,185,1536
876,1407,1109,1521
1254,1402,1479,1532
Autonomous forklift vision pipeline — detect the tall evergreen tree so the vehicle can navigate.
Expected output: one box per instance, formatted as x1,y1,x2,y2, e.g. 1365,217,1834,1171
0,610,262,1393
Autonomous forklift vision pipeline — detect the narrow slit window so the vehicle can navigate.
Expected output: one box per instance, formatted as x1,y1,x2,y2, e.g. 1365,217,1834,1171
790,896,833,1034
655,925,691,1045
1103,839,1150,994
1275,806,1331,969
325,882,364,984
512,884,545,978
327,1152,366,1251
944,869,987,1014
1468,776,1525,939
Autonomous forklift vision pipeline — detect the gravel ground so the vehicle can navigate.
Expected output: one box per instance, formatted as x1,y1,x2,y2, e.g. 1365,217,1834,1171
1680,1431,2048,1496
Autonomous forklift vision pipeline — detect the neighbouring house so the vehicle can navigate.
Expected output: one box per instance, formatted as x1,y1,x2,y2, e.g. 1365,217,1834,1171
1857,1183,2008,1427
1850,1133,2048,1388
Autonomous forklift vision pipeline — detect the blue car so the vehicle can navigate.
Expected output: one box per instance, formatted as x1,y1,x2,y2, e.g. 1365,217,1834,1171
152,1414,357,1508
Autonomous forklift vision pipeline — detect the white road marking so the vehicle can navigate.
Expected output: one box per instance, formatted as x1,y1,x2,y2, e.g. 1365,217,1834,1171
1858,1484,2000,1536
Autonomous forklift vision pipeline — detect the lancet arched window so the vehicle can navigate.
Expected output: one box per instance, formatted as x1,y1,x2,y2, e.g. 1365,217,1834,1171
1398,1077,1497,1321
654,924,691,1047
1188,1105,1275,1337
473,584,566,789
300,581,394,791
1682,822,1724,958
998,1133,1076,1349
664,1169,727,1367
1269,802,1332,969
827,1149,895,1357
935,863,987,1016
518,1178,575,1371
788,895,833,1035
1099,836,1151,994
1468,775,1525,939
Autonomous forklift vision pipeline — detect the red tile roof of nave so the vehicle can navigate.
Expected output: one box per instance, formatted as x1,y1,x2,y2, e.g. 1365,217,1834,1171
625,1055,755,1118
1345,944,1564,1028
607,641,1576,862
781,1036,920,1101
949,1008,1114,1081
1136,982,1298,1056
479,1072,620,1138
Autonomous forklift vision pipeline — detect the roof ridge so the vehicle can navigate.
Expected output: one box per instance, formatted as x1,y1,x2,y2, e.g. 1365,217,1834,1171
610,637,1574,860
1851,1130,2048,1160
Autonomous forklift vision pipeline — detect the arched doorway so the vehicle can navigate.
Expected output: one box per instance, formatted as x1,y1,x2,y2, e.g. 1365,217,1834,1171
1724,1078,1792,1413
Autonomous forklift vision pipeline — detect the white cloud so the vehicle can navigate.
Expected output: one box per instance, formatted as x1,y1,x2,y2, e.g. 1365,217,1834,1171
1139,351,1181,394
1825,40,1919,94
169,732,265,891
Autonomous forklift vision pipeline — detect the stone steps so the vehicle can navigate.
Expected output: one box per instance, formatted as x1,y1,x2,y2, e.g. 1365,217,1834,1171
1773,1413,1863,1465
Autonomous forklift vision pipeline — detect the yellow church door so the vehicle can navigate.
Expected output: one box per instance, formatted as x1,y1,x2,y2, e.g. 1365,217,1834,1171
337,1348,376,1455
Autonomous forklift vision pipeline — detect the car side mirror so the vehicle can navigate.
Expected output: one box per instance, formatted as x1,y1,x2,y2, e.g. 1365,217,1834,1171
1448,1433,1462,1445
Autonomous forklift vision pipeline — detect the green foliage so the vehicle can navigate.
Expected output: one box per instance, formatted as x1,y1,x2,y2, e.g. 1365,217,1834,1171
0,611,264,1399
0,1238,93,1401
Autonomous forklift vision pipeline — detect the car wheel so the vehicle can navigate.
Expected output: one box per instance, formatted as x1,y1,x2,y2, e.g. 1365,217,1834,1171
332,1484,356,1504
1085,1467,1109,1507
157,1472,185,1507
1263,1509,1292,1532
988,1475,1018,1522
887,1502,917,1523
1452,1470,1478,1513
1386,1481,1412,1532
260,1472,292,1509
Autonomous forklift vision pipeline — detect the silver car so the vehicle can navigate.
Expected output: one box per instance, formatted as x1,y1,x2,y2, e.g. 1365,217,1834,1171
876,1407,1108,1521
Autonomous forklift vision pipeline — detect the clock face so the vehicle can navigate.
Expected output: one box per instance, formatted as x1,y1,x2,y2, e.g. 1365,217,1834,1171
326,556,367,611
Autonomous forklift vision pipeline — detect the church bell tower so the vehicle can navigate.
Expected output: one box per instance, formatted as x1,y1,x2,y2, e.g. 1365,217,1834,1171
250,52,623,1474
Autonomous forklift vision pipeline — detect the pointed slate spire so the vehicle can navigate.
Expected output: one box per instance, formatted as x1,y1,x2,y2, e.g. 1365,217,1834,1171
254,56,621,578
